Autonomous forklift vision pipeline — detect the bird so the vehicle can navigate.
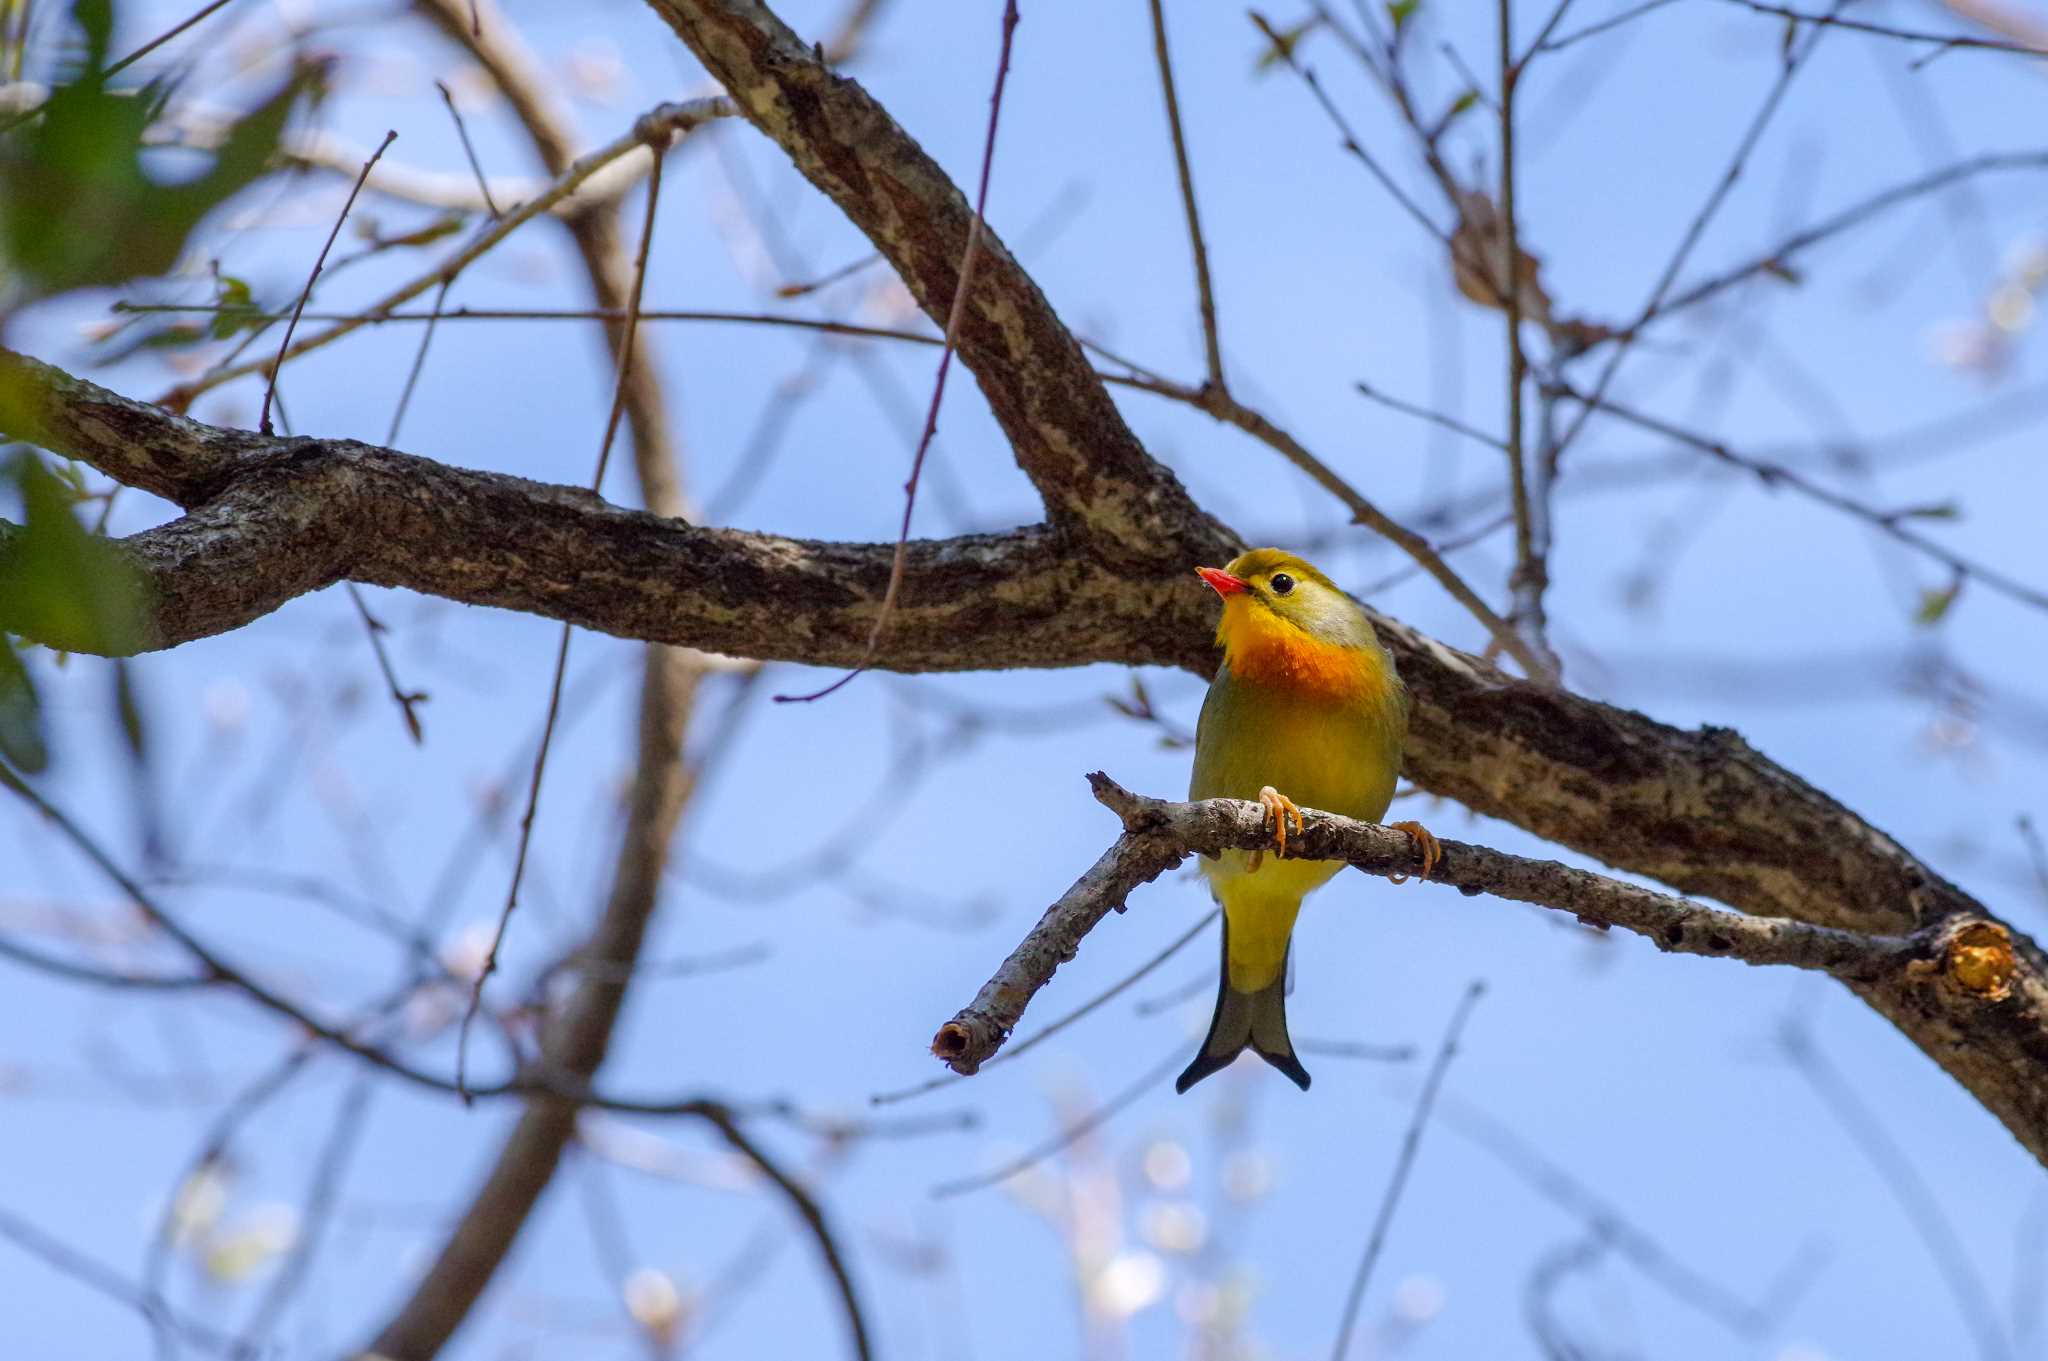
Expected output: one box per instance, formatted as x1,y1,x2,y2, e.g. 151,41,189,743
1176,548,1438,1094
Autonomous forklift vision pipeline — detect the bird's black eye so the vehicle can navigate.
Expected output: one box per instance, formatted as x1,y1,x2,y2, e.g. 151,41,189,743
1269,573,1295,596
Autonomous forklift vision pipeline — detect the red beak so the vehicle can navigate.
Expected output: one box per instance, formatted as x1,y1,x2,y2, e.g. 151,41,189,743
1196,566,1248,598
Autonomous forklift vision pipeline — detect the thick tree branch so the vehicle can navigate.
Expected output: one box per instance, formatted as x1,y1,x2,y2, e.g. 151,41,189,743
0,348,1196,668
0,344,1994,938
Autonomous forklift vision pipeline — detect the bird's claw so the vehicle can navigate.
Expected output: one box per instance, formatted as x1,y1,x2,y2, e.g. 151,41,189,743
1247,786,1305,873
1387,820,1441,883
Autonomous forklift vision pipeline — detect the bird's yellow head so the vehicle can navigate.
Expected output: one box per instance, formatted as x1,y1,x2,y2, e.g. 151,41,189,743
1195,548,1387,700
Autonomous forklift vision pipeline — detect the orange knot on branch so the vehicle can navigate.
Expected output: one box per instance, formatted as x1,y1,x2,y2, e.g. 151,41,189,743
1943,920,2016,1001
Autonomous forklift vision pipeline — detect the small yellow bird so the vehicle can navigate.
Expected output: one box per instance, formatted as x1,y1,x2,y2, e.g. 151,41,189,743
1177,548,1437,1093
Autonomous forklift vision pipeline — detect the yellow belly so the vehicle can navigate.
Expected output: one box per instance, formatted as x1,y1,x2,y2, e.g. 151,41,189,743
1206,854,1343,990
1190,662,1405,992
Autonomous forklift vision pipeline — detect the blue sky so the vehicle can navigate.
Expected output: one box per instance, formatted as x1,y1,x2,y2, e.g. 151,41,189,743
7,0,2048,1357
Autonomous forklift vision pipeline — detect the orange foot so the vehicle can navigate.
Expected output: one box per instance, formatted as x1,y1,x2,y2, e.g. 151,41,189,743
1387,820,1441,884
1247,786,1304,873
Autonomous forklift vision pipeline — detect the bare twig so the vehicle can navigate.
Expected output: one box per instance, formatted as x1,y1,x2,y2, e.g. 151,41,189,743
1549,3,1846,463
1250,11,1455,249
232,1072,377,1352
341,588,428,743
0,1202,238,1355
1529,0,1678,55
1519,0,1584,61
2021,816,2048,905
162,100,734,410
1718,0,2048,59
1439,1093,1807,1335
455,143,668,1098
1354,378,1507,450
1495,0,1557,677
1331,981,1485,1361
697,1105,874,1361
870,907,1218,1106
1551,385,2048,615
435,79,502,218
1147,0,1224,389
105,0,241,79
258,130,396,435
1779,1017,2011,1361
929,1042,1186,1198
776,0,1020,704
1648,151,2048,327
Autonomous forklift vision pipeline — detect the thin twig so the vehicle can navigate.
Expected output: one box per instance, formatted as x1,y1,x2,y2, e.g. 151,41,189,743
259,131,397,434
1649,151,2048,327
1529,0,1677,55
1296,1038,1418,1061
1549,3,1846,464
1357,511,1514,595
1496,0,1555,677
776,251,883,298
454,145,668,1098
1518,0,1583,62
0,761,962,1125
435,80,503,218
870,907,1218,1106
1552,385,2048,614
2021,816,2048,905
1719,0,2048,58
1331,981,1486,1361
104,0,241,79
1148,0,1224,390
930,1043,1186,1198
343,260,446,746
0,1202,239,1355
163,99,733,409
1439,1092,1806,1335
776,0,1021,703
698,1105,874,1361
342,588,427,743
1250,12,1455,250
232,1072,377,1353
1779,1017,2011,1361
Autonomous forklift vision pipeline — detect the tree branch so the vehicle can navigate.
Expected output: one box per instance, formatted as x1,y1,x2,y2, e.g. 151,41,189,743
932,776,2048,1169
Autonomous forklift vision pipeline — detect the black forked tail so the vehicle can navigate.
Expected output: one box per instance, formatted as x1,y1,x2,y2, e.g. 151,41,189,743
1174,916,1311,1094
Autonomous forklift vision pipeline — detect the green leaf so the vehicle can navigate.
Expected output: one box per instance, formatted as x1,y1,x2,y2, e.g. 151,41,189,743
1915,581,1961,626
0,451,148,653
0,635,45,774
207,271,270,340
1252,15,1322,72
1893,500,1961,521
1388,0,1421,33
0,0,317,301
1443,89,1480,126
111,655,145,761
